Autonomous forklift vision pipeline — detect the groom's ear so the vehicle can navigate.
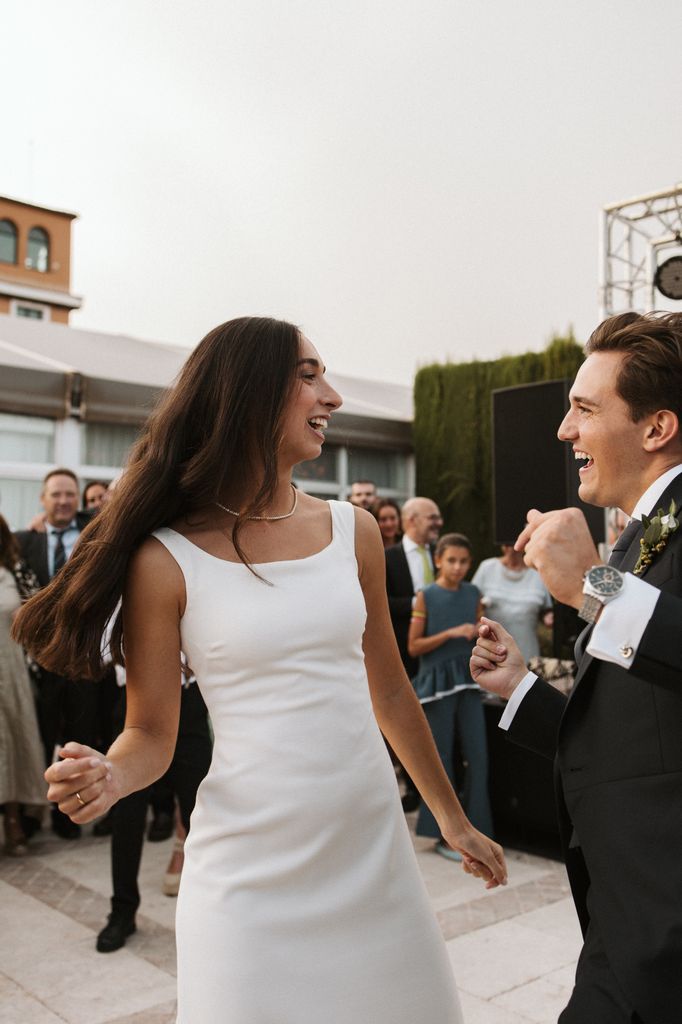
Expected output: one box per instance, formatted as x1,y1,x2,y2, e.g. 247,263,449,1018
641,410,679,452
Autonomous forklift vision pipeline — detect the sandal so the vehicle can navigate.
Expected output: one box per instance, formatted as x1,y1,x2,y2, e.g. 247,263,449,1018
163,837,185,896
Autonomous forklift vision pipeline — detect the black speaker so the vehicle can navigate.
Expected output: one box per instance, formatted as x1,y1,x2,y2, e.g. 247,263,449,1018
492,379,605,547
492,379,605,659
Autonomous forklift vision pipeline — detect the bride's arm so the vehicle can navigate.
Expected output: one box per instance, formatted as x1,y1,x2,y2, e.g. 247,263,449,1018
354,508,507,888
44,538,185,824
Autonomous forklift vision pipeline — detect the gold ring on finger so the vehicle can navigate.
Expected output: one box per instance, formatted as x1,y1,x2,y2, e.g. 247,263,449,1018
75,791,86,807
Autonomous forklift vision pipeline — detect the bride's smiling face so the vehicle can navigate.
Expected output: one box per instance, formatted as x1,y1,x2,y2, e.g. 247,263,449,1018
278,336,342,467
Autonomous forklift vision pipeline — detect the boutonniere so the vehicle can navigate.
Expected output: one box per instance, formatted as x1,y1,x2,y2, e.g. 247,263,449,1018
633,499,679,576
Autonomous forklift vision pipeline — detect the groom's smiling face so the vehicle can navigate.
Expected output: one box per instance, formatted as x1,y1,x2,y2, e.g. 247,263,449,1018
558,351,648,514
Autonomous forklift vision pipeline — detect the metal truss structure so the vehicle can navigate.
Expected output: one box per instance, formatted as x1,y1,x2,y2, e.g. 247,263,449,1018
600,183,682,318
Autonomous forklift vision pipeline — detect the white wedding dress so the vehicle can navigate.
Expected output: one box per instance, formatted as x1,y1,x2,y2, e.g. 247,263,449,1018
154,501,461,1024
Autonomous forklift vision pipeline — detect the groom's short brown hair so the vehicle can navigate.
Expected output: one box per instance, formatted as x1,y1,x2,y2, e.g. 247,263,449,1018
585,311,682,426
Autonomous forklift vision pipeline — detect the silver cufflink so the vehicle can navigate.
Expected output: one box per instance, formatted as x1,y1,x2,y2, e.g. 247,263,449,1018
619,645,634,659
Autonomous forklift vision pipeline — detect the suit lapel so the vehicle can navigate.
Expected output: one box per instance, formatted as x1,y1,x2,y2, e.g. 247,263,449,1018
396,546,415,595
38,533,50,587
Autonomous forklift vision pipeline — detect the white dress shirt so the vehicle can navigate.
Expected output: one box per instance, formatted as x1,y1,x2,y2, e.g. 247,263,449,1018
401,534,435,595
500,464,682,731
46,520,80,578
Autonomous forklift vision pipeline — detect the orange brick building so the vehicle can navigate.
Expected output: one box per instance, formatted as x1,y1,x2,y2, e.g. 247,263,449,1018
0,195,82,323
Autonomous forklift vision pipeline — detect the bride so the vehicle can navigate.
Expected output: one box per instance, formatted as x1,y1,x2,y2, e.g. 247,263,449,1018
15,316,506,1023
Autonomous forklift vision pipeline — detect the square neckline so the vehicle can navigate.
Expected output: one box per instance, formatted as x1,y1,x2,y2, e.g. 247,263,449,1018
160,500,339,567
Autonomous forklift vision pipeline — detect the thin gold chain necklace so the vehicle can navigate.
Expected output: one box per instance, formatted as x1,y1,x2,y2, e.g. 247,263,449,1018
214,484,298,522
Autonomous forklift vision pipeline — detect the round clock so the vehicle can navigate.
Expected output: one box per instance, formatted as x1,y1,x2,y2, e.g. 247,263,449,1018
654,255,682,301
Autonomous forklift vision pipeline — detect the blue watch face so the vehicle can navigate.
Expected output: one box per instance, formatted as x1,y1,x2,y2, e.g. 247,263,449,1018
588,565,623,596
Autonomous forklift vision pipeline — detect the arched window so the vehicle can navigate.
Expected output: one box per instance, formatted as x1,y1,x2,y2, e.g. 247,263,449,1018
27,226,50,272
0,219,18,264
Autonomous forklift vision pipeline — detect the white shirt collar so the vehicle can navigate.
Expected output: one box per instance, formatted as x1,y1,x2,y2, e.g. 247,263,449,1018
629,464,682,522
402,534,422,554
46,519,78,535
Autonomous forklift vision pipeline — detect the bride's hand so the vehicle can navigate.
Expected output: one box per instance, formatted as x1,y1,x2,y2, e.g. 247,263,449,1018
441,824,508,889
45,742,119,824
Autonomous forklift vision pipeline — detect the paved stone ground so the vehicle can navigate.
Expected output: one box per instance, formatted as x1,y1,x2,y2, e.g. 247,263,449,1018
0,814,580,1023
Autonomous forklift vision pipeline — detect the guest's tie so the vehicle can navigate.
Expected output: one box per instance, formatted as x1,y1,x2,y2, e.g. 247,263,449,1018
52,529,68,577
417,545,434,586
608,518,642,570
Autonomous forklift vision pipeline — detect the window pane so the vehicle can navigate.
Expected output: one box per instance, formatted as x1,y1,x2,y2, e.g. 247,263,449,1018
0,413,55,462
27,227,49,272
0,477,43,531
16,305,45,320
293,445,338,482
347,447,408,491
0,219,17,263
84,423,141,467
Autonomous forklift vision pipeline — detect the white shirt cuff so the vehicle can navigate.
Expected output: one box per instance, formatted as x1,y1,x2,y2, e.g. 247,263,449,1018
586,572,660,668
498,671,538,731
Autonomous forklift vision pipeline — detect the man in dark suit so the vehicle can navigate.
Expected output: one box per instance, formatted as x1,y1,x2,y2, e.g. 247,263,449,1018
15,467,97,838
385,496,442,809
471,312,682,1023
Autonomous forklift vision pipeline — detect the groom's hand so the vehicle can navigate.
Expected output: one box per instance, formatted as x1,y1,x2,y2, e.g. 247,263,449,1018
470,618,527,701
515,507,600,609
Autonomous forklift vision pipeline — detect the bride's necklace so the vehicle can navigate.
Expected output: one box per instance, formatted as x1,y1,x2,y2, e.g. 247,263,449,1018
214,484,298,522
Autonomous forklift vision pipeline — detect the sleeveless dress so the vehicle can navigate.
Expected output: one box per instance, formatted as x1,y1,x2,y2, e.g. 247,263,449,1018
153,501,462,1024
412,582,480,703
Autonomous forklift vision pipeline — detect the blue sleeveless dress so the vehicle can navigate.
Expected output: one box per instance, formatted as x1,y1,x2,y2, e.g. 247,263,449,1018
413,581,480,703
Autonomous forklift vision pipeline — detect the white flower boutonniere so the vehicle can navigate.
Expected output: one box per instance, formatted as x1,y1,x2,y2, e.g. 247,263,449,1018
633,499,679,576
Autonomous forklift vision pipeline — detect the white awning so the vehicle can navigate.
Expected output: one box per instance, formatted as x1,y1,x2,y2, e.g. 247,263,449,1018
0,314,412,437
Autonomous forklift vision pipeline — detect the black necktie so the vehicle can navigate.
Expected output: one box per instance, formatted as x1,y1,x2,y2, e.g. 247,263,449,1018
53,529,68,576
608,518,642,570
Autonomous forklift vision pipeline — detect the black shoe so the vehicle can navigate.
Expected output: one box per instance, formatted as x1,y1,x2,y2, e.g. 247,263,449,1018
96,914,136,953
147,811,173,842
20,813,42,840
93,810,114,837
51,808,81,840
401,790,420,813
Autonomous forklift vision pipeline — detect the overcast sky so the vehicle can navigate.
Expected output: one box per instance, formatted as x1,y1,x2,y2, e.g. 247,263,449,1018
4,0,681,384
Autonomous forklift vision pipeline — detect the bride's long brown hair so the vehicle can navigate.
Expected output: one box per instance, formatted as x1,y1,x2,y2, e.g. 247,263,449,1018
12,316,301,680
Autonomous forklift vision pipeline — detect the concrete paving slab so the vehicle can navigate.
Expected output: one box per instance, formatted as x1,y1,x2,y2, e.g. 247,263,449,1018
2,816,579,1024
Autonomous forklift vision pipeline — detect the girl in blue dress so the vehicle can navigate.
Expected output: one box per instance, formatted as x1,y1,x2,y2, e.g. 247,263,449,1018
408,533,493,858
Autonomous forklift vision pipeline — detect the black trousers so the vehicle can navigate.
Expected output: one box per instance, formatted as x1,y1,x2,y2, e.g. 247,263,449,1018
110,684,212,918
560,890,643,1024
37,670,98,767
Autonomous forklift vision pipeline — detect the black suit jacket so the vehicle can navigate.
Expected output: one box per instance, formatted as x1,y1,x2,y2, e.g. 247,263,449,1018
507,471,682,1023
15,530,51,588
15,512,90,588
385,542,435,679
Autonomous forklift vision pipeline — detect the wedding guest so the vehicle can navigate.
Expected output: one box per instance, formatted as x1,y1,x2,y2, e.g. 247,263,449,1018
18,316,505,1023
385,497,442,678
471,311,682,1022
385,496,443,810
15,468,98,839
97,659,211,952
408,534,492,856
82,480,109,513
0,514,48,854
373,498,402,548
348,479,377,510
472,544,553,662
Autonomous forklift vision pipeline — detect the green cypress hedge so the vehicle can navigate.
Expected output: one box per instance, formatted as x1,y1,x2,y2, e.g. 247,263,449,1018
413,335,585,563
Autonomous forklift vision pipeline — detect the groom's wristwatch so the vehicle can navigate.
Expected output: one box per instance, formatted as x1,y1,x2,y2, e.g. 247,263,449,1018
578,565,625,623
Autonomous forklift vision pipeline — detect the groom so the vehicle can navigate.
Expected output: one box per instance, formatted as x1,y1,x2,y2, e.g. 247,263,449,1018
471,311,682,1023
